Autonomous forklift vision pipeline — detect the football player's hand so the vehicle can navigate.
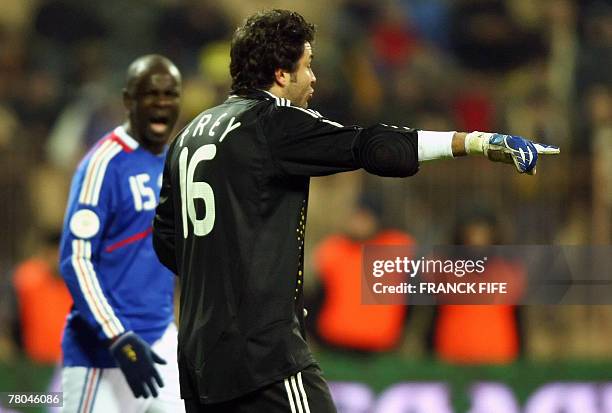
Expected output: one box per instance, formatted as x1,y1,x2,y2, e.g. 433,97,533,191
466,132,560,175
109,331,166,398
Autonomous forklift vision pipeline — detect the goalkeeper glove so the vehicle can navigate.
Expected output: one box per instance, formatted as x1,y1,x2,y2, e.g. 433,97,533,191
465,132,560,175
109,331,166,398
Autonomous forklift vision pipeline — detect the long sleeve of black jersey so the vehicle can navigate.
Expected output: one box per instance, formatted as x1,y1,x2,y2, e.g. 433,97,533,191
153,154,178,274
263,104,419,178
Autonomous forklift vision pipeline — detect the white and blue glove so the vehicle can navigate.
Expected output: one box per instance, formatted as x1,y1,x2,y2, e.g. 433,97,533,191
109,331,166,398
465,132,560,175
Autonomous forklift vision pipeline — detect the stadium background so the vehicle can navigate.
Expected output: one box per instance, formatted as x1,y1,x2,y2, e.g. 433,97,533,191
0,0,610,412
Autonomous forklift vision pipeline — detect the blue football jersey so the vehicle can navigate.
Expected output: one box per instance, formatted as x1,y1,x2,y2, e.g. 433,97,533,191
59,126,174,367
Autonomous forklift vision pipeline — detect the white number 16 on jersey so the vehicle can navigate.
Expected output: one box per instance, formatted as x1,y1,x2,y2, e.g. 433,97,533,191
179,144,216,238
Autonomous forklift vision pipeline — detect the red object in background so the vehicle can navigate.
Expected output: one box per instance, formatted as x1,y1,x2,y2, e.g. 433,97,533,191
13,259,72,363
315,230,415,351
453,93,495,132
434,259,524,364
371,21,418,67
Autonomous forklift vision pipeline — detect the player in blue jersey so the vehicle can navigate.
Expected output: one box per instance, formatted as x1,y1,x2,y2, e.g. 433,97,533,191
59,54,184,412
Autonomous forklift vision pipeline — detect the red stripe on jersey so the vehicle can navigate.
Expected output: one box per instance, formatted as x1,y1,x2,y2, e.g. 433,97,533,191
105,227,153,253
111,134,134,153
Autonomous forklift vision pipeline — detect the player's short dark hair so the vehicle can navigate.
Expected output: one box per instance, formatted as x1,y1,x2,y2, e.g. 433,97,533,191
230,9,315,92
125,54,180,94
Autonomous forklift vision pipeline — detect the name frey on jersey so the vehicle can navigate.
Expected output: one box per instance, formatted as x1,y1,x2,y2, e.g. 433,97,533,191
179,112,242,147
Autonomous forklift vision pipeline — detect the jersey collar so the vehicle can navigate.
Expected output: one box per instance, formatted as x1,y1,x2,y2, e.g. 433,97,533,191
260,89,280,100
113,126,140,151
227,88,278,102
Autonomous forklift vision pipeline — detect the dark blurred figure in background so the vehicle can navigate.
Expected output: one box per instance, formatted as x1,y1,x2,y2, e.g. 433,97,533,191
578,1,612,244
0,272,17,364
429,209,525,364
308,193,415,353
448,0,547,73
155,0,232,71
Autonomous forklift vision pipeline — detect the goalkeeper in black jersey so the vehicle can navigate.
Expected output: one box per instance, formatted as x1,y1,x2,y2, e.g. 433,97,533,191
153,9,559,413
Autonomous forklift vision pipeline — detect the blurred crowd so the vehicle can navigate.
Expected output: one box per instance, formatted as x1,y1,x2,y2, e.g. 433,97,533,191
0,0,611,370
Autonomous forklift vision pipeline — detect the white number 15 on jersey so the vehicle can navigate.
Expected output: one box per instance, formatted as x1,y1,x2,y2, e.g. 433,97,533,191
129,173,157,211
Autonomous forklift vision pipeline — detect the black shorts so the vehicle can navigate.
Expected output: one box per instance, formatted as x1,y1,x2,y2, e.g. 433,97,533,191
184,365,337,413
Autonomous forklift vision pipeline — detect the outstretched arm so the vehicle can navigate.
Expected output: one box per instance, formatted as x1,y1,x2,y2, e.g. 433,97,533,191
418,131,560,175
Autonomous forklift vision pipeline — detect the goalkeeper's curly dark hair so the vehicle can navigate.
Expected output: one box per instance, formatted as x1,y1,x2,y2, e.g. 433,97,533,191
230,9,315,92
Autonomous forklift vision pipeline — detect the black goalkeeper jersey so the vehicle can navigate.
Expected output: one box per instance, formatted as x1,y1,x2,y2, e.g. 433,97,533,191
153,89,419,403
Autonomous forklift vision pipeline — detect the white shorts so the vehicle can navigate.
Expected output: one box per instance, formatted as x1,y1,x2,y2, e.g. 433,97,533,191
62,323,184,413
